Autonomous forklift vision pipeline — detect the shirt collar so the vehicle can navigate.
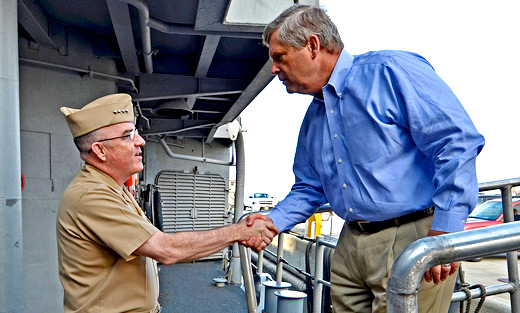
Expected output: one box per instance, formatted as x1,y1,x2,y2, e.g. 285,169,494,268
83,163,123,191
324,49,354,97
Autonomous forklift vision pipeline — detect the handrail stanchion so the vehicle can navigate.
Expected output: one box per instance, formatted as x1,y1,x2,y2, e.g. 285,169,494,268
313,235,325,313
276,232,285,282
237,211,269,313
501,186,520,311
239,245,258,313
258,250,264,274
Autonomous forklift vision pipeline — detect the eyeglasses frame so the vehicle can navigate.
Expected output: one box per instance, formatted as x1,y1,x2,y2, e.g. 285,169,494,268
87,128,138,153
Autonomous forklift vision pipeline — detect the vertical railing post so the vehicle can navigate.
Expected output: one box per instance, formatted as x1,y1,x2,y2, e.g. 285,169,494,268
258,250,264,274
501,186,520,312
313,236,325,313
276,232,285,282
239,245,258,313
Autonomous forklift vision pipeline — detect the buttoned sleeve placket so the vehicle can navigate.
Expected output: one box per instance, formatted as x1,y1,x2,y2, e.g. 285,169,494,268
323,85,355,221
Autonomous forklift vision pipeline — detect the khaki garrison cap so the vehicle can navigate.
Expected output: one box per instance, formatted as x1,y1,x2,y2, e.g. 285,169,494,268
60,93,134,138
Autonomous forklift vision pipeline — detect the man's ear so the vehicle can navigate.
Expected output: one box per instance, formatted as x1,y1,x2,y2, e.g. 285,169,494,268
90,142,108,161
308,34,321,60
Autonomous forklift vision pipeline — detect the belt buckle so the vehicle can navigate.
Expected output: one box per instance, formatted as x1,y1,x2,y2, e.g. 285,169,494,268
356,221,369,233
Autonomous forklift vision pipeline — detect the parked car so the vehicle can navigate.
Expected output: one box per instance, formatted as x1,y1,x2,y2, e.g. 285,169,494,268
244,193,278,211
477,194,501,206
464,198,520,231
464,198,520,261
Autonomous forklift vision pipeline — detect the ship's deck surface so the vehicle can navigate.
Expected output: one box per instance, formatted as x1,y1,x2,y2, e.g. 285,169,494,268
158,260,248,313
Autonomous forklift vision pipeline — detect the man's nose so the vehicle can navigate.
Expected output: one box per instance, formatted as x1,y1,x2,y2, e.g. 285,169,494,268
271,62,280,75
135,133,146,146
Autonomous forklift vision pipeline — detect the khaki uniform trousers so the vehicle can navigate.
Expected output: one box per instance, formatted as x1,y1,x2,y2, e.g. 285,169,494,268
330,215,457,313
152,303,162,313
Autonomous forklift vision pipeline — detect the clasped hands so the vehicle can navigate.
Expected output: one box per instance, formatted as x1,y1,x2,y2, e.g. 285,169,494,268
238,213,278,252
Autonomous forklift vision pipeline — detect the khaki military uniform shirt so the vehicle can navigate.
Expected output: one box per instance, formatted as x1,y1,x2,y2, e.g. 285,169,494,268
57,164,159,312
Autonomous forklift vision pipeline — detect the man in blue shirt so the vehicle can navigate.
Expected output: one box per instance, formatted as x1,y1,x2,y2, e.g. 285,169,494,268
246,4,485,313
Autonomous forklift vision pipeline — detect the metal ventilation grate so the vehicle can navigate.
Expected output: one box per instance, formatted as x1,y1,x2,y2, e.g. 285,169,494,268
155,170,228,260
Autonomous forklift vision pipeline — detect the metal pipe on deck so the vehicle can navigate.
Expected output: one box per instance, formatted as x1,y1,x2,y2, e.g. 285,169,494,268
313,236,326,313
0,1,25,312
233,131,258,312
387,222,520,313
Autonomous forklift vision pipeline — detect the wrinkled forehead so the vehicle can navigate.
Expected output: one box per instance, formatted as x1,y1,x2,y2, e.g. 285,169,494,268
99,121,135,136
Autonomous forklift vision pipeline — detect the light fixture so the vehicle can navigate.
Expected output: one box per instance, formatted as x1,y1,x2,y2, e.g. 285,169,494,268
151,98,193,118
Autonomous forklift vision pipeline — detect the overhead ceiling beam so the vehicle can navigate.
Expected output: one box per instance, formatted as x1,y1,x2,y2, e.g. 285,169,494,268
135,74,248,101
195,36,220,78
206,59,275,143
186,35,221,108
17,0,57,48
106,0,140,75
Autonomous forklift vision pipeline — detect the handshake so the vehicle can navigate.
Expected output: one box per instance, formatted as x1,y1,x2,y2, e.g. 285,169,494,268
237,213,279,252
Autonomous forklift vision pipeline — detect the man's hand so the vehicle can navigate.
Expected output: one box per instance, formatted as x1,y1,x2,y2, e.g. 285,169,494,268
423,230,459,284
239,213,279,252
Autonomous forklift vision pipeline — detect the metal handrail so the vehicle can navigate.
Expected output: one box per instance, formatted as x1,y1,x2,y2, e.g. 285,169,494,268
387,177,520,313
387,222,520,312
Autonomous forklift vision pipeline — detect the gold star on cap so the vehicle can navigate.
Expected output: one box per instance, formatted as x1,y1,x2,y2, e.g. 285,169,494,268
60,93,134,138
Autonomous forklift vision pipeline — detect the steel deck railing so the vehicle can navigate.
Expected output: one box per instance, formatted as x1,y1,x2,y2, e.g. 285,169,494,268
240,177,520,313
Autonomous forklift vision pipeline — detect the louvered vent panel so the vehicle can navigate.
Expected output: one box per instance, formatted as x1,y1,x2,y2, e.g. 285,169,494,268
155,171,228,260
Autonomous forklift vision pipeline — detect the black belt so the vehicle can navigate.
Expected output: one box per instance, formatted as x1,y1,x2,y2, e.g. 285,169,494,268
349,206,435,234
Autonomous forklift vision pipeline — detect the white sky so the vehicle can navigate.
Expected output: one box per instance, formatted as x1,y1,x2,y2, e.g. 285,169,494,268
240,0,520,199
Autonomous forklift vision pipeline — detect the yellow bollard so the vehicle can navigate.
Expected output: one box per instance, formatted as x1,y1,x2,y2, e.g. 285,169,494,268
306,213,322,238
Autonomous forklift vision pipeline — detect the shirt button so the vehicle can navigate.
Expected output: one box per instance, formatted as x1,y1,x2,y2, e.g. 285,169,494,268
330,109,334,114
338,159,342,163
338,92,342,97
349,208,353,212
342,183,347,189
334,134,338,139
461,219,466,224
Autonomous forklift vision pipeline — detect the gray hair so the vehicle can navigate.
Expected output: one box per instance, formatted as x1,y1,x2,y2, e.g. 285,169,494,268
263,5,343,53
73,128,104,155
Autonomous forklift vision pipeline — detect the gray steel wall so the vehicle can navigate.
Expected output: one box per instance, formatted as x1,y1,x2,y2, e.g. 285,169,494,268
1,1,24,312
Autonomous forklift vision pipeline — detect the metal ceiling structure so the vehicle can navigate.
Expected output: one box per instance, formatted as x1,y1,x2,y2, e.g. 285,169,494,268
17,0,281,144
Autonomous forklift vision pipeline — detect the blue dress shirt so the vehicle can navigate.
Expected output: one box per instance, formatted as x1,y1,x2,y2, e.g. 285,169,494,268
269,49,485,233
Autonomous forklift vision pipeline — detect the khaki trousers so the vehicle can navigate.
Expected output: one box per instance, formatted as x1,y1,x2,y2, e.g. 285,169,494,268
330,216,457,313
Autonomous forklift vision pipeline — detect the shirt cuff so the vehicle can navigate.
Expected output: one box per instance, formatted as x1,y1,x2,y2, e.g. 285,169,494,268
431,209,469,233
268,209,291,233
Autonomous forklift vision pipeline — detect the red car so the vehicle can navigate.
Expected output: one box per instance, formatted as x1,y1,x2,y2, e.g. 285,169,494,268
464,198,520,231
